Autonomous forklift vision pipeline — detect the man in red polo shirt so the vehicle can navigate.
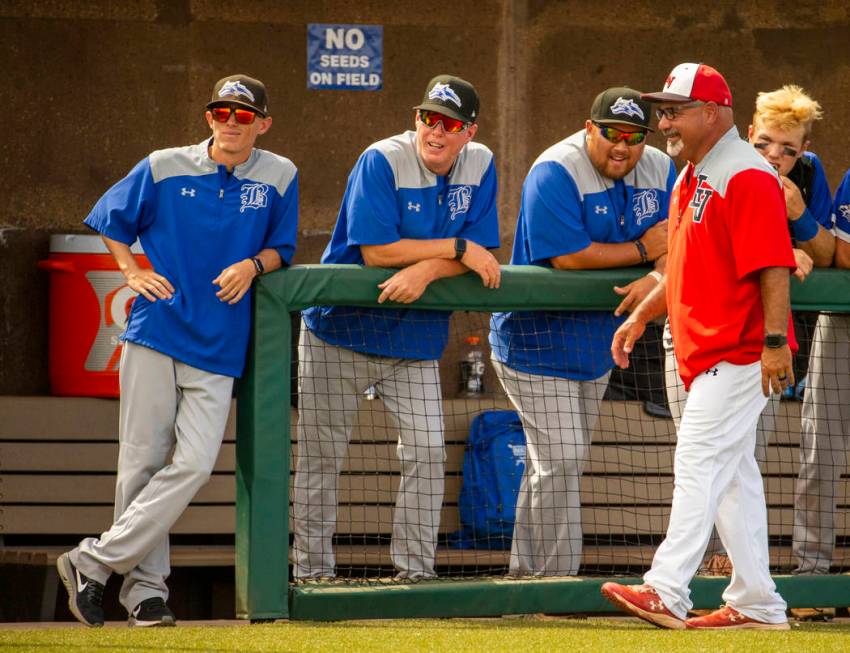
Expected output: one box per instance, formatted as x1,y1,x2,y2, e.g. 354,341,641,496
601,63,797,631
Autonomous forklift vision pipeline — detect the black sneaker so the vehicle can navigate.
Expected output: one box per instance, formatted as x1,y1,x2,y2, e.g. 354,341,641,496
129,597,176,627
56,552,105,627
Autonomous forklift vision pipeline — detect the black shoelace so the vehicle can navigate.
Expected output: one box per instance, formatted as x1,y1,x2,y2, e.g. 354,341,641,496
84,579,105,606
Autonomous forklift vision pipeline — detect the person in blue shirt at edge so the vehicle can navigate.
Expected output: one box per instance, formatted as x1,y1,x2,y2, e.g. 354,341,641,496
489,87,675,576
292,75,501,581
55,75,298,627
791,169,850,614
662,85,834,580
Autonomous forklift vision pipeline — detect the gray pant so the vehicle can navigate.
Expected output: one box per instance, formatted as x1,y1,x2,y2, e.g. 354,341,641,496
72,342,233,612
292,326,445,579
492,358,608,576
663,321,777,561
793,313,850,573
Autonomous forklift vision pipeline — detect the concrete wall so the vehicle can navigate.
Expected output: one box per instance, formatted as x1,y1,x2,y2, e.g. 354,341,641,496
3,0,850,394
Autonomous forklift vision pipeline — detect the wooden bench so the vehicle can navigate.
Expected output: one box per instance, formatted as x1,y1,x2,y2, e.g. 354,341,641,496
0,396,239,620
3,395,848,619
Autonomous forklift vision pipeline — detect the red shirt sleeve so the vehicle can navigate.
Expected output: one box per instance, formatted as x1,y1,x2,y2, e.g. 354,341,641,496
724,169,797,280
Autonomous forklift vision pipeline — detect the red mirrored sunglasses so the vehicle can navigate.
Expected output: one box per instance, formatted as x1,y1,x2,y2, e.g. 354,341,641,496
418,109,470,133
210,106,259,125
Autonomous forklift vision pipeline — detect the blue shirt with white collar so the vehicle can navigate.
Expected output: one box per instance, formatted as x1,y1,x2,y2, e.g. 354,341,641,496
303,130,499,360
490,129,675,380
84,138,299,378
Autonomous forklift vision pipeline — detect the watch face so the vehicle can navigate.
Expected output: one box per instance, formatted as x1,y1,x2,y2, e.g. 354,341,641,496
455,238,467,259
765,334,787,348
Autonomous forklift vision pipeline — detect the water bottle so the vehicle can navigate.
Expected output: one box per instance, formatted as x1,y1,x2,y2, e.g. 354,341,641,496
460,336,485,396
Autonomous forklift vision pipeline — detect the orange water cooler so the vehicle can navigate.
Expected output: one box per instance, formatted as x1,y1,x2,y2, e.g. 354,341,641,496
39,234,149,397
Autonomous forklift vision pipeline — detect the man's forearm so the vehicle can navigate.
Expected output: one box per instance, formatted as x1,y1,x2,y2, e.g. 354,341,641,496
102,235,142,278
836,239,850,269
796,225,835,267
551,241,646,270
409,257,468,282
253,248,283,274
760,267,791,334
361,239,456,267
631,277,668,324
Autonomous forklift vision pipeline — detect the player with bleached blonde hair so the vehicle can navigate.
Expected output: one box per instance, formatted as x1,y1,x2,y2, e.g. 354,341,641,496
748,85,834,267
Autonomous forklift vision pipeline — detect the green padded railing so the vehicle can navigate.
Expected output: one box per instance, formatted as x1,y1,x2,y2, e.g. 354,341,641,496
236,265,850,620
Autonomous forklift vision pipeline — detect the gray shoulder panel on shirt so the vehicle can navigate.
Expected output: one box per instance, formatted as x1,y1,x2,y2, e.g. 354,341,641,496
149,142,298,197
235,149,298,197
697,130,781,197
149,143,214,183
370,131,493,189
532,133,673,196
450,142,494,186
630,145,674,191
532,131,606,195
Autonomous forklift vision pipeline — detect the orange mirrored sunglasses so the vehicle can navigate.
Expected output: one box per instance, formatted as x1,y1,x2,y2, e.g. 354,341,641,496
210,106,259,125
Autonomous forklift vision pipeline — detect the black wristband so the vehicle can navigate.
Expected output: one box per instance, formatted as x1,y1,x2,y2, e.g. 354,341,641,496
634,239,648,264
250,257,265,275
764,333,787,349
454,237,467,260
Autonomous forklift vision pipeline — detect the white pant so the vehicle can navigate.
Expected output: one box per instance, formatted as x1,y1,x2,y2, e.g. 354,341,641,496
72,342,233,612
663,321,778,560
645,360,787,623
492,358,608,576
794,313,850,573
292,326,445,579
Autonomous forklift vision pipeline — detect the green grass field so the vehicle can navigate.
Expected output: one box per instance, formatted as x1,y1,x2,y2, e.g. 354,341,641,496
1,617,849,653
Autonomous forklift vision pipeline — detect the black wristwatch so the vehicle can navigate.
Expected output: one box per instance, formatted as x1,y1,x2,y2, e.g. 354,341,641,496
764,333,787,349
454,237,467,260
250,257,265,276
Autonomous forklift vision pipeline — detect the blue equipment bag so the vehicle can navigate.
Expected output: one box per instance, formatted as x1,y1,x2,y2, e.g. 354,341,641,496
448,410,527,550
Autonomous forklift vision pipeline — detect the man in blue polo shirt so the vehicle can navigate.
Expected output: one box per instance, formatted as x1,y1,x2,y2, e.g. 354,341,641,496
56,74,298,627
293,75,500,580
489,87,675,576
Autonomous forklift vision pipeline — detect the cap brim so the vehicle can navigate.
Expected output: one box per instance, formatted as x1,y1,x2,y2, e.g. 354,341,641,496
594,118,655,133
640,91,693,104
207,99,267,117
413,102,470,123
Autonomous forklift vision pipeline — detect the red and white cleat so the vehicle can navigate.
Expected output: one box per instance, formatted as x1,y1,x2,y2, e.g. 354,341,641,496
685,605,790,630
600,582,686,630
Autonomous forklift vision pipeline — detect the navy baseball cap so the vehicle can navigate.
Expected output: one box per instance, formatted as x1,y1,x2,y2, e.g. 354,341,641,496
591,87,654,132
207,74,269,116
414,75,479,124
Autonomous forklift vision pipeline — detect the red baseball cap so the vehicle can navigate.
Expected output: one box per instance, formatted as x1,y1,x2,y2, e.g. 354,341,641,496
641,63,732,107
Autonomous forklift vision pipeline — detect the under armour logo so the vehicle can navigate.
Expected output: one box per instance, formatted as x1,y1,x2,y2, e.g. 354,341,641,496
728,611,743,622
594,205,608,214
407,202,421,212
705,368,719,376
181,187,196,197
839,204,850,221
649,600,664,612
688,174,714,223
428,82,462,107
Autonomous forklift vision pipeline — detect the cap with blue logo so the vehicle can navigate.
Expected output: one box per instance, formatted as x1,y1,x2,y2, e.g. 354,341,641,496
591,87,653,132
414,75,480,124
207,74,268,116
